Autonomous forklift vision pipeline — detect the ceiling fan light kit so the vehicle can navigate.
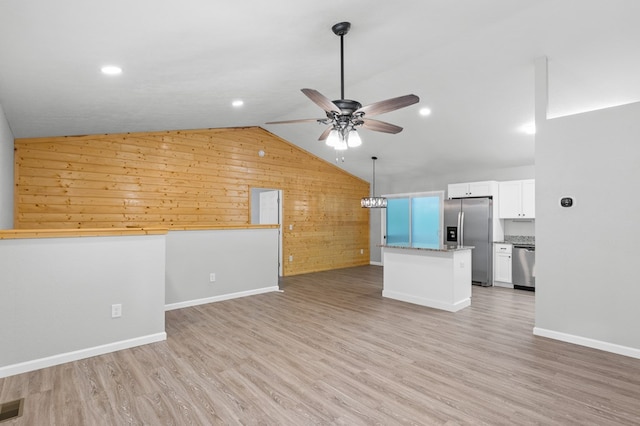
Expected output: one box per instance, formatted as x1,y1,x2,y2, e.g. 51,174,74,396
326,129,361,150
266,21,419,153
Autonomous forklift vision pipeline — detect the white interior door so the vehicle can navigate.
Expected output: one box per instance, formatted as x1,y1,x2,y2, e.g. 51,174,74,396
259,191,279,224
256,189,283,277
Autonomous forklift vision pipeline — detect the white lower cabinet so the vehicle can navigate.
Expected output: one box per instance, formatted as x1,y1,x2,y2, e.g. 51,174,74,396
494,243,512,287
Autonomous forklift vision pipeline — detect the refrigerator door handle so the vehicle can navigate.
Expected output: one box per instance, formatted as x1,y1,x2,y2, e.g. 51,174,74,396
458,212,464,247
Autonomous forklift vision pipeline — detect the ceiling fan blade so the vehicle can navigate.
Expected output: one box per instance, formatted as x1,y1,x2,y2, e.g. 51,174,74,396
361,118,403,134
355,94,420,117
265,118,324,125
318,126,333,141
301,88,341,113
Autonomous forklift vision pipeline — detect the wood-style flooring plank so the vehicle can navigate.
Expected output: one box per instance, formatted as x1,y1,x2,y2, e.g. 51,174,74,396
1,265,639,425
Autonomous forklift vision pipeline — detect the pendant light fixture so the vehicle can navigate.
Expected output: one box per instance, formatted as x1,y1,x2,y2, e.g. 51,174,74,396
361,156,387,208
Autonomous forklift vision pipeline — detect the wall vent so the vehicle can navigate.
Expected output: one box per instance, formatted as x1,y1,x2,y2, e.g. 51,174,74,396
0,398,24,422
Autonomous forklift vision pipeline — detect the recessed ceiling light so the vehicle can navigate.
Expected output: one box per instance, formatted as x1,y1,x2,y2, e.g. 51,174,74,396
419,107,432,116
101,66,122,75
232,100,244,107
520,123,536,135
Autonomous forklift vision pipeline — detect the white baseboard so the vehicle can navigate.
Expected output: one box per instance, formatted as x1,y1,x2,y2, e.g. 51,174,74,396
370,261,383,266
0,332,167,379
533,327,640,359
382,290,470,313
165,286,280,311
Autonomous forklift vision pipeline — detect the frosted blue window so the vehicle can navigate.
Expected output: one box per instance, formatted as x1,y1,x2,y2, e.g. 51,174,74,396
385,192,443,248
386,198,410,245
411,196,441,248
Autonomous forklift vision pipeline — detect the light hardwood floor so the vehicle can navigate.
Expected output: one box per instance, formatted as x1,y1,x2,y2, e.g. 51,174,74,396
1,265,639,425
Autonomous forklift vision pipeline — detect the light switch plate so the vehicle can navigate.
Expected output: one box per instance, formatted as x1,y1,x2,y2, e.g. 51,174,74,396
111,304,122,318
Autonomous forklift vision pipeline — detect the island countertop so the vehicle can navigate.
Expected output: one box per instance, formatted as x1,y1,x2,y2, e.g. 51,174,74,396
379,244,474,253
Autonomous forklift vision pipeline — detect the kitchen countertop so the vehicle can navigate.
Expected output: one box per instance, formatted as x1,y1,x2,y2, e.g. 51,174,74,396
380,244,474,252
495,235,535,246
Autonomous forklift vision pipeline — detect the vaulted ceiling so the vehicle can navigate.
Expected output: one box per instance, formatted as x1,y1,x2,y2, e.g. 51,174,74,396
1,1,638,180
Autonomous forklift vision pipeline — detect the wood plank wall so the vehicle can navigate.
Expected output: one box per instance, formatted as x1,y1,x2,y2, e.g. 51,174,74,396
14,127,370,275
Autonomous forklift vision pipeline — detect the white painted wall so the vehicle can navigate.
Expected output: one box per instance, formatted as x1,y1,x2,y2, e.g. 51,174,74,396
504,220,535,237
0,234,167,377
382,164,535,195
534,102,640,358
0,103,14,229
165,228,279,309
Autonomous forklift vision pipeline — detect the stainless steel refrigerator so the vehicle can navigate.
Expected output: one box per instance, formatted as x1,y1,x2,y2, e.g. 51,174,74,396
443,197,493,286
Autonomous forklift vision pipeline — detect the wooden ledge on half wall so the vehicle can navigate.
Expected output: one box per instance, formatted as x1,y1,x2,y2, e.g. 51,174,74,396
167,224,280,231
0,224,279,240
0,227,169,240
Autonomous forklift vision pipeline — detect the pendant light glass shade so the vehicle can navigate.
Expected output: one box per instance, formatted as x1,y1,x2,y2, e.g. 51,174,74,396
347,130,362,147
361,156,387,208
326,130,340,147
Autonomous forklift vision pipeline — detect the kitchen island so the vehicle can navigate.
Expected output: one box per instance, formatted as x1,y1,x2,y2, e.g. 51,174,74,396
381,244,473,312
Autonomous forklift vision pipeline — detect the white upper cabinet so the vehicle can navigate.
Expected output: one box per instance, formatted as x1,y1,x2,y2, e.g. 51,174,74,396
499,179,535,219
447,181,497,198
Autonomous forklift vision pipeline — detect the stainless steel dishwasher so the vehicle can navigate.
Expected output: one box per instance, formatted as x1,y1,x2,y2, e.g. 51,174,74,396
512,245,535,290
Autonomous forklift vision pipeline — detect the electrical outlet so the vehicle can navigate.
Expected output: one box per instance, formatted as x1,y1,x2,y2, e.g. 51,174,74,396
111,304,122,318
360,249,364,254
289,224,293,230
209,273,216,282
289,255,293,262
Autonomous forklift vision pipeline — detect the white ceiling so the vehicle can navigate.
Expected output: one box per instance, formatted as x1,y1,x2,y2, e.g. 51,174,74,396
1,0,639,180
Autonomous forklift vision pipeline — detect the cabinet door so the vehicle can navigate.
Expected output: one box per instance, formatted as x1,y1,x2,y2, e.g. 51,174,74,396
468,181,493,197
448,183,469,198
498,181,522,218
521,180,535,218
495,253,512,283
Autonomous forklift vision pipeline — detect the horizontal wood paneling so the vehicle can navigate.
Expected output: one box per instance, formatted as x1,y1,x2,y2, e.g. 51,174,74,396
14,127,370,275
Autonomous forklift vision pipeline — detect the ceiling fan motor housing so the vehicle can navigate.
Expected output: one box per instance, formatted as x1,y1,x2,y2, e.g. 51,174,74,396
331,99,362,114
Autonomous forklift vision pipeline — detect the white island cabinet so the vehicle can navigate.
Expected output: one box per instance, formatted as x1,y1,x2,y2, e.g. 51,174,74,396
382,244,473,312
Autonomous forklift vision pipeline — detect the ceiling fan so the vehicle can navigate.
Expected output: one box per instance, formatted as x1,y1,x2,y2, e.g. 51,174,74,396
266,21,420,150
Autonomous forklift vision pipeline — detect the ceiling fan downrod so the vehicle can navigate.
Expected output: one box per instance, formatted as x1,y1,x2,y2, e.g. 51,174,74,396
332,22,351,101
